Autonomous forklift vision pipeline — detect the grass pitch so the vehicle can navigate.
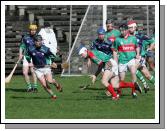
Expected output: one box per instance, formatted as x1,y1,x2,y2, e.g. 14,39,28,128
5,74,155,119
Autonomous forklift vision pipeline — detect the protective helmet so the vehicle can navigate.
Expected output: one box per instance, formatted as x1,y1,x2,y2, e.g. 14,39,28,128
127,20,137,28
34,35,42,41
119,22,128,30
29,24,37,30
78,47,87,55
97,27,105,35
106,19,113,24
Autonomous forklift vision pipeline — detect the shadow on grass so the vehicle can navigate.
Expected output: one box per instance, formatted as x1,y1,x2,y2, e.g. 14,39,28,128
10,96,50,100
78,85,105,90
72,87,105,94
6,88,27,92
94,92,135,100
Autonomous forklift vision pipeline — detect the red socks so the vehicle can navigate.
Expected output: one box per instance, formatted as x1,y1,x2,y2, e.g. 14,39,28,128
119,81,135,92
107,84,117,97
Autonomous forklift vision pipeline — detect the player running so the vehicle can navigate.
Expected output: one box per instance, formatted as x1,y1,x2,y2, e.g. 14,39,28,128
127,21,155,92
26,35,62,99
89,27,118,84
113,22,142,98
18,24,38,92
146,29,155,73
134,22,155,92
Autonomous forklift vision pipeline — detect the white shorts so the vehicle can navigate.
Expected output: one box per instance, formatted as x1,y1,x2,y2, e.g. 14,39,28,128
104,58,118,76
23,56,32,67
119,58,136,73
136,57,146,67
34,67,52,79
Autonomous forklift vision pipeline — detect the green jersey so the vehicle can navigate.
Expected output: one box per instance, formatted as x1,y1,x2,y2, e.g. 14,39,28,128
105,29,121,42
141,39,154,56
91,50,111,63
114,36,138,64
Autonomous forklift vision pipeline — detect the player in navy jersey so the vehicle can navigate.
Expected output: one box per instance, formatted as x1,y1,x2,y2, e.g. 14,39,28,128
19,24,38,92
90,27,113,56
26,35,62,100
89,27,118,84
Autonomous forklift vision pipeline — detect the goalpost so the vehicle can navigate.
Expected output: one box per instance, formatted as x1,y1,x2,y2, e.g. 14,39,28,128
61,5,153,77
61,5,106,76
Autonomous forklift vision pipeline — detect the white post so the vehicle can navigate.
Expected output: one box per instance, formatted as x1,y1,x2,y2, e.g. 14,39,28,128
68,5,72,75
61,5,90,76
146,5,149,36
103,5,107,30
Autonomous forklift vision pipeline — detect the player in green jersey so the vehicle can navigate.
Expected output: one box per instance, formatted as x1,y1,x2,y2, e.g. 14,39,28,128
105,19,121,43
79,46,119,100
114,22,142,98
128,21,148,91
146,29,155,72
134,23,155,93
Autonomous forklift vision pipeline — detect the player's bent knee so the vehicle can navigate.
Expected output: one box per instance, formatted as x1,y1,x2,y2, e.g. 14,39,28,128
101,79,108,87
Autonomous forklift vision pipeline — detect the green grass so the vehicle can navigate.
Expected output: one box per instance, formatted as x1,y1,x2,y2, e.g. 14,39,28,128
5,74,155,119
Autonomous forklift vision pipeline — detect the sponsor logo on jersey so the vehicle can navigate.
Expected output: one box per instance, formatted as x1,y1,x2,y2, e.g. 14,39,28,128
118,44,136,52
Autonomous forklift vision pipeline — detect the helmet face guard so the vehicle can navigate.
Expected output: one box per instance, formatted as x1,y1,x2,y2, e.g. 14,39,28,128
119,24,128,31
79,47,87,55
106,19,113,24
34,35,42,42
127,20,137,30
34,35,42,48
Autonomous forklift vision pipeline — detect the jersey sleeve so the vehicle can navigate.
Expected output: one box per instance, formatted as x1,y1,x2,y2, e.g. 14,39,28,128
144,36,155,45
113,38,119,51
133,36,138,48
19,37,26,50
25,46,32,63
90,40,97,50
88,50,102,65
45,47,61,62
115,30,121,38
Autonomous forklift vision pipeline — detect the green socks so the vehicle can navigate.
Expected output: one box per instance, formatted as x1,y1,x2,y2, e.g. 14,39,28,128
33,83,38,89
149,76,155,85
27,83,32,89
136,70,148,88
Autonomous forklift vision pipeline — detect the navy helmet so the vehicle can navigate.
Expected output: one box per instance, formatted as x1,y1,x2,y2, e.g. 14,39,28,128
34,35,42,41
97,27,105,35
106,19,113,24
119,21,128,30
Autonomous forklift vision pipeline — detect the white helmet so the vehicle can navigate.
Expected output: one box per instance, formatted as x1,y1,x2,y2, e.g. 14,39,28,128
78,47,87,55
